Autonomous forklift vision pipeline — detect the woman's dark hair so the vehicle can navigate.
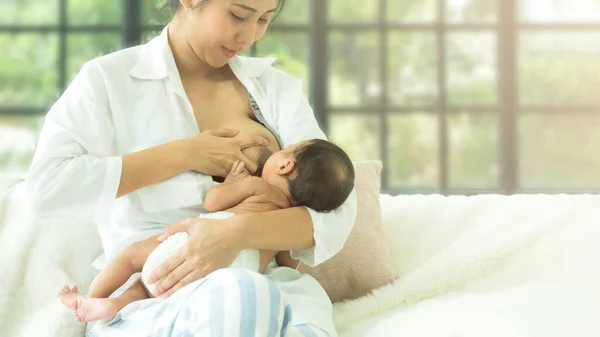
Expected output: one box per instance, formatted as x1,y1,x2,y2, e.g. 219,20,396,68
165,0,286,22
287,139,355,212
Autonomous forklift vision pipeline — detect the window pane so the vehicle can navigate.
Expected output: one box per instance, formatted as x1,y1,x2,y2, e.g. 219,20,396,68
520,0,600,22
519,33,600,107
0,0,58,25
387,0,437,23
388,32,437,107
449,112,498,188
447,0,497,23
329,32,380,107
275,0,308,24
519,114,600,189
257,32,309,91
0,34,58,107
0,115,43,190
330,0,378,23
68,0,121,24
388,113,438,188
67,33,122,83
447,32,497,106
142,0,173,25
328,114,381,162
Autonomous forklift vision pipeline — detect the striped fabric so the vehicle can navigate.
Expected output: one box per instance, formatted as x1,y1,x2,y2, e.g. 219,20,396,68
88,269,329,337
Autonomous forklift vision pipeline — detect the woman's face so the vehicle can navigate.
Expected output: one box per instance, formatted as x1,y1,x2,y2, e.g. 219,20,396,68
179,0,279,68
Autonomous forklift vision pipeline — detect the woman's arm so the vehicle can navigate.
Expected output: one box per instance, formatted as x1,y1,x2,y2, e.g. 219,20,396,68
26,61,193,218
27,61,267,220
118,129,264,198
234,207,314,251
234,189,357,267
117,140,189,198
27,61,122,220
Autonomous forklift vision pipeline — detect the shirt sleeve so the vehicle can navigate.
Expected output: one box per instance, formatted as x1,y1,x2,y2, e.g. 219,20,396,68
26,61,122,222
276,78,358,267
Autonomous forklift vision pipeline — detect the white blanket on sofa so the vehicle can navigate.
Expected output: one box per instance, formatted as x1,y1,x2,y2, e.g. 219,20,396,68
2,182,600,336
0,182,102,336
335,194,600,337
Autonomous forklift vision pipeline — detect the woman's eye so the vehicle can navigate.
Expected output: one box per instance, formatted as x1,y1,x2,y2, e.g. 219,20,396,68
258,18,269,24
230,12,244,22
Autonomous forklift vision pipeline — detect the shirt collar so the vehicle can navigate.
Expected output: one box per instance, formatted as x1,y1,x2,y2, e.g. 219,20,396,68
128,25,276,81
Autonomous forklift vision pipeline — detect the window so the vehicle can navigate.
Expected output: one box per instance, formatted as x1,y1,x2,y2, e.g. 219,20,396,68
2,0,599,194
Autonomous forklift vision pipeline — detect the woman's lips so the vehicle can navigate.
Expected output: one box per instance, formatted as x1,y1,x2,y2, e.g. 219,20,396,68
222,47,237,58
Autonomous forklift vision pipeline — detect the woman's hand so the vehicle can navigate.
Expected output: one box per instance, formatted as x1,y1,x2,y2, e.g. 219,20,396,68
185,128,268,177
148,216,246,298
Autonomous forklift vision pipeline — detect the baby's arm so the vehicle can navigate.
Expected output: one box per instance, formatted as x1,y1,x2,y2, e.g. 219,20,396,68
204,161,269,213
204,176,268,213
87,235,160,298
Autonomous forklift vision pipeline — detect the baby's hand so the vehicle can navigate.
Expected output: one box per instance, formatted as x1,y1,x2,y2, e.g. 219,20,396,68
224,160,250,183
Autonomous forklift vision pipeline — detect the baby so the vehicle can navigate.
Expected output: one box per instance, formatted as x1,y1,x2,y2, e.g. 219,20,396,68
57,139,355,322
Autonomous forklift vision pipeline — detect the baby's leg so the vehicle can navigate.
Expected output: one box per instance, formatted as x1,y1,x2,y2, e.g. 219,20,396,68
87,235,161,298
74,279,148,322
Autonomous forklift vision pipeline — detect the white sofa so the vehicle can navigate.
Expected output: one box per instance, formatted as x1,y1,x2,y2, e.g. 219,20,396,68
2,181,600,337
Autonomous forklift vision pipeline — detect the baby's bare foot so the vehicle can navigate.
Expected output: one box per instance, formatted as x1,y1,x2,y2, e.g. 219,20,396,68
57,285,81,310
74,297,120,322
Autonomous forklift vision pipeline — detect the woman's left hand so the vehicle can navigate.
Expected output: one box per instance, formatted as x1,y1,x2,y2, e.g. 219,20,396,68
147,216,245,298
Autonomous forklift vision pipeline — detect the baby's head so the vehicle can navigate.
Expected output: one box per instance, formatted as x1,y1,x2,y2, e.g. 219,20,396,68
261,139,355,212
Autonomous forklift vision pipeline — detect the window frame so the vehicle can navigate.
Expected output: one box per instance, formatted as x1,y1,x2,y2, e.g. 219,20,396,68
2,0,599,195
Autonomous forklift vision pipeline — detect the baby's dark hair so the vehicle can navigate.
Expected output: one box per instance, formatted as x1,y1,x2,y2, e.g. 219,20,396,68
288,139,354,212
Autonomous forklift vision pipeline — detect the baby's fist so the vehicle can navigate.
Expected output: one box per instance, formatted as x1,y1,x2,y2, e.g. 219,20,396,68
224,160,250,183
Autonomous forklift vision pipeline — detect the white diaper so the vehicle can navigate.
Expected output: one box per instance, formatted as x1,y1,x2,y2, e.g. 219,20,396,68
141,211,260,295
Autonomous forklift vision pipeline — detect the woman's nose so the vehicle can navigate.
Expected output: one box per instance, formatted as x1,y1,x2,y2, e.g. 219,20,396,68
236,24,257,47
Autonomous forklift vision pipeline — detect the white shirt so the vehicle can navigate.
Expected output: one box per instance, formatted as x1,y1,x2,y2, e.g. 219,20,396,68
26,26,357,269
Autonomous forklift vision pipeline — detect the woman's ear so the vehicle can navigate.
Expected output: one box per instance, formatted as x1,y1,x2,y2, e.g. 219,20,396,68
277,159,296,175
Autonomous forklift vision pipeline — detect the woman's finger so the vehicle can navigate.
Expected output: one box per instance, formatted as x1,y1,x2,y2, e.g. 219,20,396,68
153,260,194,298
227,160,237,177
238,135,268,150
161,270,203,299
208,128,239,138
147,248,186,285
237,151,258,174
235,161,246,175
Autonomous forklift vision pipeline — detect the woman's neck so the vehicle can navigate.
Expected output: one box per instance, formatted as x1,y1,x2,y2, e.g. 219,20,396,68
167,19,224,79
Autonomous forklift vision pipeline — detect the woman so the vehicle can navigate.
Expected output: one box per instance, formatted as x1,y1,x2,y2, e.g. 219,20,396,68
27,0,356,336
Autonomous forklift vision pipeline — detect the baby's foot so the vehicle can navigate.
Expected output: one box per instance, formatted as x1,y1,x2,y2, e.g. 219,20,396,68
74,297,120,322
57,285,81,310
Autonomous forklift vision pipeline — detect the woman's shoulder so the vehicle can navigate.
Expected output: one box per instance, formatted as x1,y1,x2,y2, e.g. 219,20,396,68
81,45,145,79
234,55,301,91
63,45,147,107
259,65,302,89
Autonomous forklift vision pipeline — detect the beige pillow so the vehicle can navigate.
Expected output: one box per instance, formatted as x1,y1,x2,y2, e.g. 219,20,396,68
298,160,398,303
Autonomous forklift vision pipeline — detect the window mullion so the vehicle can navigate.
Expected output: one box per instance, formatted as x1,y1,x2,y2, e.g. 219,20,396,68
498,0,518,194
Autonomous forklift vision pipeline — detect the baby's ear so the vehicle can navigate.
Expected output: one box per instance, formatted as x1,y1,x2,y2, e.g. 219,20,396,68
277,159,295,175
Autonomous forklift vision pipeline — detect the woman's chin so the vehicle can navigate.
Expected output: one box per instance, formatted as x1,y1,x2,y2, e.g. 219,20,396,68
207,55,230,69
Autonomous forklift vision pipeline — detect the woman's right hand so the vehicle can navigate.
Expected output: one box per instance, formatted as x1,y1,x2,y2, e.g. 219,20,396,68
185,128,268,177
